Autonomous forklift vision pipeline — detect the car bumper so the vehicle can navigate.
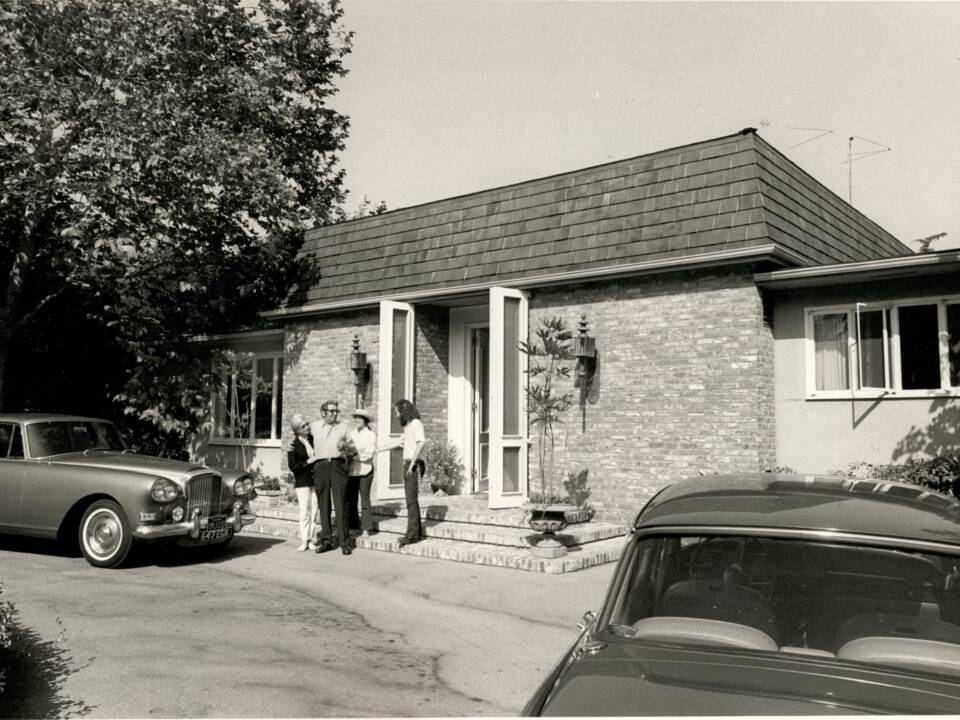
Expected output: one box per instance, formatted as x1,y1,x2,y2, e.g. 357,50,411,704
133,505,256,540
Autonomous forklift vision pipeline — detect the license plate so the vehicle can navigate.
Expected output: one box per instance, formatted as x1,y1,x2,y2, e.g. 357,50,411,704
199,516,231,543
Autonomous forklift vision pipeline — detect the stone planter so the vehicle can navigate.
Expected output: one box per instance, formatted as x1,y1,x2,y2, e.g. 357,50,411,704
255,488,283,507
525,504,575,558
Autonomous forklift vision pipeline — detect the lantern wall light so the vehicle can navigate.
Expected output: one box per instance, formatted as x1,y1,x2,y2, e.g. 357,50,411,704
349,334,370,408
573,315,597,432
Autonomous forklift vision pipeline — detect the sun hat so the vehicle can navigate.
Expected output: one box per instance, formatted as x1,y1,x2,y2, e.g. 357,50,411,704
351,408,375,423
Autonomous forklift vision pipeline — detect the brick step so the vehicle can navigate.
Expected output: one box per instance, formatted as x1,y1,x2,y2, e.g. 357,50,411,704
369,515,624,547
244,512,628,573
349,534,628,574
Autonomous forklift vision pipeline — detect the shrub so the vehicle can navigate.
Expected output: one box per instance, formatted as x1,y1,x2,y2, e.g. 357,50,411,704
0,582,15,695
834,455,960,499
424,439,466,494
563,468,591,507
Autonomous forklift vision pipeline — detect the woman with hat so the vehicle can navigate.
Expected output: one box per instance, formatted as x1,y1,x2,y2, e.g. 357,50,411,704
347,407,378,538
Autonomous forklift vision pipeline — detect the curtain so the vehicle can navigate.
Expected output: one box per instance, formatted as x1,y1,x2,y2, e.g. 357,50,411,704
814,314,849,391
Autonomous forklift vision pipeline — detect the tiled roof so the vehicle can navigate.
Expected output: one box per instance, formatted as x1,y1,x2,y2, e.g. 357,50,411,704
295,129,910,308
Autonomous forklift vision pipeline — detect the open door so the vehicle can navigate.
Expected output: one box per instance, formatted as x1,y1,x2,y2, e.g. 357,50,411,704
488,287,528,508
376,300,414,501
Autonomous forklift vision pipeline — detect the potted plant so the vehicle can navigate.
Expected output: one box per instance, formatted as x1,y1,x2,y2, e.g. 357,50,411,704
519,316,575,557
423,439,466,495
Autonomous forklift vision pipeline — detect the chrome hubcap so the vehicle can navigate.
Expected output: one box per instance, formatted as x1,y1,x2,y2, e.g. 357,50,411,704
86,512,121,558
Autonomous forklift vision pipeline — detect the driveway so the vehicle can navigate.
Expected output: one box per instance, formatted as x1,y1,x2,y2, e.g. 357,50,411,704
0,532,617,717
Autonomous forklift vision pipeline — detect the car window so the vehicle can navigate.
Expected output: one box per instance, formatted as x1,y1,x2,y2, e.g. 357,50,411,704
0,423,10,457
8,426,23,458
26,421,126,457
605,533,960,679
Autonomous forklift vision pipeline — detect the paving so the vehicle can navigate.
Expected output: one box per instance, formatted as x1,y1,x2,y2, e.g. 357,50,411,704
247,493,629,574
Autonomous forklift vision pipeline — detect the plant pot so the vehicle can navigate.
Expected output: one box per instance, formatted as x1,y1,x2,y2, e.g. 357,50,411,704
526,506,569,558
255,488,282,507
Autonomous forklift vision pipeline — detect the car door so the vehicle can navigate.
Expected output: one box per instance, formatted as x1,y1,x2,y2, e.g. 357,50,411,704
0,422,29,529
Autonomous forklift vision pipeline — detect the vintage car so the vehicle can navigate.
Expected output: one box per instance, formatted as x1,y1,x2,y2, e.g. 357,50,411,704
523,473,960,715
0,414,256,568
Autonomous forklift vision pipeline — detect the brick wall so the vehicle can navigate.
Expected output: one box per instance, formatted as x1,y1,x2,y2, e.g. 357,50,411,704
281,309,379,476
413,305,450,491
529,265,774,524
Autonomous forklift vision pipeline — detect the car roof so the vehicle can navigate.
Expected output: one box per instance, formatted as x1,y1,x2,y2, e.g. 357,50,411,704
0,413,111,424
638,473,960,547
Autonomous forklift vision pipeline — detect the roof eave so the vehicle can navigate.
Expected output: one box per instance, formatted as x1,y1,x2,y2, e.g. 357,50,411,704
755,251,960,289
262,244,805,321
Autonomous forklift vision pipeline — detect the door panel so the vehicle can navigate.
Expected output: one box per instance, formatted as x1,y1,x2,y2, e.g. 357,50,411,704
376,301,414,500
488,287,528,508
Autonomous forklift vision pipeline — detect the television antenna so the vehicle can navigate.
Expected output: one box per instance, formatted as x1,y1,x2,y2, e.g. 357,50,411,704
787,127,891,204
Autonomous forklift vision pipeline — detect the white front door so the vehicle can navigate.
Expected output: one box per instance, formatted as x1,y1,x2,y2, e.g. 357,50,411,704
470,326,490,494
376,300,414,501
488,287,528,508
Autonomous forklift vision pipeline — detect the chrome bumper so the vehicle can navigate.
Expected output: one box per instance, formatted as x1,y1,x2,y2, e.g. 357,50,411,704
134,504,256,540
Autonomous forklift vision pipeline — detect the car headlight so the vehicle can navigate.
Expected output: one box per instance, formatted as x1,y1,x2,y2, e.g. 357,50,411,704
150,477,180,503
233,476,254,495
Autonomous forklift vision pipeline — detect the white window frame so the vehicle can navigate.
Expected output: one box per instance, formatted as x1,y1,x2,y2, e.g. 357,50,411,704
211,351,283,444
805,293,960,399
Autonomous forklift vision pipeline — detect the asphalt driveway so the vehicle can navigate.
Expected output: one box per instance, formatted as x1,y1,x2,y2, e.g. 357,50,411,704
0,532,616,717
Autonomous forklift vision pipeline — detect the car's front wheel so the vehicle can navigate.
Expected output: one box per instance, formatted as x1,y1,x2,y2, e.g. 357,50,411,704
79,500,133,568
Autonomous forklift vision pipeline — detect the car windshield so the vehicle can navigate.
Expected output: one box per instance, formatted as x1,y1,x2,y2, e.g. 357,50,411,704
27,420,127,457
605,533,960,679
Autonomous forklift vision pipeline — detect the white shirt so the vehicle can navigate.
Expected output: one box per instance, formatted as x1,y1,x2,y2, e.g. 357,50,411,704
347,426,377,476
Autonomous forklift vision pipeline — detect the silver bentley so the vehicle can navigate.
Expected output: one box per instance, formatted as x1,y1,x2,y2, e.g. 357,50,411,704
0,414,256,568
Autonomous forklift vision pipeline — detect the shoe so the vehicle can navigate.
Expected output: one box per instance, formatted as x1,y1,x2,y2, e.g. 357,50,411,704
341,545,352,555
314,540,333,554
308,540,319,550
297,542,309,552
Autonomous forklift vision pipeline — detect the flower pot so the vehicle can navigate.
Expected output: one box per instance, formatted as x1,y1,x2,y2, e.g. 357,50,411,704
526,506,569,558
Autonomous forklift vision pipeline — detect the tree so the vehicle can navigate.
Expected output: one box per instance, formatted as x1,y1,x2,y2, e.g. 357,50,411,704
0,0,351,445
914,232,948,253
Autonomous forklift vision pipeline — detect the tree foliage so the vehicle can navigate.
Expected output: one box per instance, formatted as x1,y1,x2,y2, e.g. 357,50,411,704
0,0,351,450
519,316,574,502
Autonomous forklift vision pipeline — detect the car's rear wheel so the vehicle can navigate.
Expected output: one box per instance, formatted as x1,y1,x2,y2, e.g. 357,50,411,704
79,500,133,568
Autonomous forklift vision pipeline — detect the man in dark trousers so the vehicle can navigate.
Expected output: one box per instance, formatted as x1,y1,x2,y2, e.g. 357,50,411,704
310,400,352,555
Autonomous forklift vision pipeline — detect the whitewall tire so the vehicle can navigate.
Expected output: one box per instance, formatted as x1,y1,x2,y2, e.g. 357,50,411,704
79,500,133,568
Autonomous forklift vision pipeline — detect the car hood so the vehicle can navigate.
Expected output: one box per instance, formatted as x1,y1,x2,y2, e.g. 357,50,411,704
49,452,214,481
538,640,960,715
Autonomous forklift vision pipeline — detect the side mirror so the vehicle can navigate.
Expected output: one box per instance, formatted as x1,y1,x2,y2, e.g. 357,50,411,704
577,610,597,630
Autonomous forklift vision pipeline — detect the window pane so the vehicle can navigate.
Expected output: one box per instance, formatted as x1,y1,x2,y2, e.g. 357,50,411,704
274,359,284,439
502,447,520,494
858,310,887,388
503,297,520,435
391,309,408,435
0,423,11,457
9,427,23,458
255,357,274,439
813,314,848,391
948,304,960,388
898,305,940,390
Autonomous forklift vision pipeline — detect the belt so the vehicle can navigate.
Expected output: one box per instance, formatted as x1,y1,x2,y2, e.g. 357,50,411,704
317,457,346,463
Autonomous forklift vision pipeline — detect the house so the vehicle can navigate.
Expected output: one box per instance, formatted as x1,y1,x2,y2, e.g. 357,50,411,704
192,128,959,525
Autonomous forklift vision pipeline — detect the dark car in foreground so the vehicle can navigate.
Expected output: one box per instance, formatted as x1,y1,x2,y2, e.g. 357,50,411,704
0,414,256,568
523,473,960,715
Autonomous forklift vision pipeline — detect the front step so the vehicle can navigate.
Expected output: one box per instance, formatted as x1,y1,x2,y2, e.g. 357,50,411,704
247,495,629,573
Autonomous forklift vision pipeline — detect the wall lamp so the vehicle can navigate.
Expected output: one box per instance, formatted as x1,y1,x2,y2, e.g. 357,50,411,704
349,334,370,408
573,315,597,432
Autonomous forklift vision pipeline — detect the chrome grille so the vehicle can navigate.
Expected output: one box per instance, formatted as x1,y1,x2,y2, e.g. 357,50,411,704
185,472,223,520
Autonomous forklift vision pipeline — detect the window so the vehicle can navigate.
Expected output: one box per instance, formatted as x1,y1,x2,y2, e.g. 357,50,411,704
808,297,960,396
212,351,283,441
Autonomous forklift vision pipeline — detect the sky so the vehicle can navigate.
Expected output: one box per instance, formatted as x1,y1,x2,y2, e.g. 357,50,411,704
334,1,960,251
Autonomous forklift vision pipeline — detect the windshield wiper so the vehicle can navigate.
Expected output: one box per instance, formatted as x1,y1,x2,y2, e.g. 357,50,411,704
82,446,111,455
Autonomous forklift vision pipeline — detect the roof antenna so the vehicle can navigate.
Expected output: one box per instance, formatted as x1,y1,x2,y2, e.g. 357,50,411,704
844,134,892,205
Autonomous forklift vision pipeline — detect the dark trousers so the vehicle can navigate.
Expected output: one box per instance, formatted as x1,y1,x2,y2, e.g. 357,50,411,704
354,472,374,532
345,474,362,531
403,460,422,541
314,458,349,545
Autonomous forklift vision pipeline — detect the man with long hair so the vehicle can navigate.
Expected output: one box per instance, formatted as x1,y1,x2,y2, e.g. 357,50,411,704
378,399,426,546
